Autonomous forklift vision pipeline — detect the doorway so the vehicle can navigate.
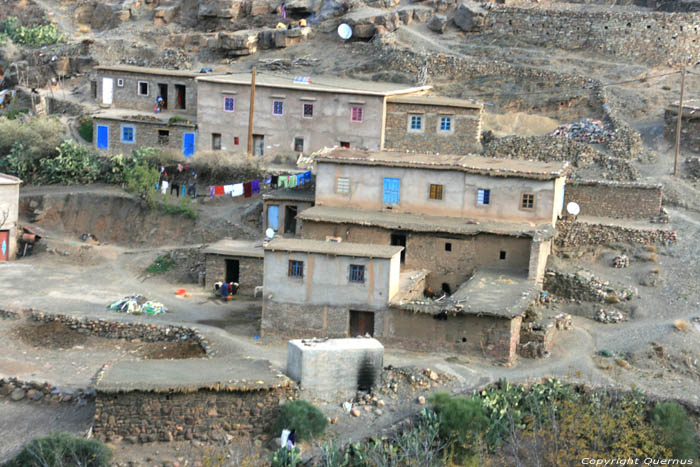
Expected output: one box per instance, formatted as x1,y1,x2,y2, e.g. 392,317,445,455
175,84,186,109
157,83,168,109
90,81,97,100
0,230,8,261
253,134,264,156
225,259,240,284
284,205,297,234
390,232,407,264
350,310,374,337
102,78,113,105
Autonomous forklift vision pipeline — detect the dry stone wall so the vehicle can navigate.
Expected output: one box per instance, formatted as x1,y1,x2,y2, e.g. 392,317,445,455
543,268,637,302
563,179,663,218
0,377,95,405
554,219,677,248
94,386,297,443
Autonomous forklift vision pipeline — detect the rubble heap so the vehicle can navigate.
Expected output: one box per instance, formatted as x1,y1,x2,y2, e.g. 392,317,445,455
549,118,612,144
612,255,629,268
595,308,627,324
544,269,637,303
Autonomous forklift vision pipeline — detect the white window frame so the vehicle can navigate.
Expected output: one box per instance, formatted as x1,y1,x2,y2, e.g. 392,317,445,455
438,116,453,133
120,125,136,144
408,114,423,132
477,188,491,206
223,96,235,112
116,78,124,88
336,177,350,194
137,81,149,96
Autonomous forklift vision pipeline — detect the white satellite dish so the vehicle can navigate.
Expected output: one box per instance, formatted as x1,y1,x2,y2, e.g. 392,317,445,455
566,202,581,216
265,228,275,239
337,23,352,40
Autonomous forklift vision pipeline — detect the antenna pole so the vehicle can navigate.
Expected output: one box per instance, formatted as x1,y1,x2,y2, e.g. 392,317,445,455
247,66,256,162
674,66,685,177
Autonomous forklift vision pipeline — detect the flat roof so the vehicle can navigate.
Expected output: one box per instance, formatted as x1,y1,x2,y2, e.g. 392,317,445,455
263,186,315,203
316,149,569,180
391,270,537,319
94,65,202,78
203,239,265,258
298,206,555,239
95,358,291,393
265,237,403,259
92,109,196,126
387,95,483,110
0,173,21,185
197,72,432,97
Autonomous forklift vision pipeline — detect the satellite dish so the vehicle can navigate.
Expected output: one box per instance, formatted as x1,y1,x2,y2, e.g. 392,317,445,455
265,228,275,239
337,23,352,40
566,202,580,216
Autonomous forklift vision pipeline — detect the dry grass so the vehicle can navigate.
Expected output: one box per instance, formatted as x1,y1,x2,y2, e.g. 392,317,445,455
648,253,658,263
645,245,657,252
673,320,690,332
605,294,620,304
651,268,661,274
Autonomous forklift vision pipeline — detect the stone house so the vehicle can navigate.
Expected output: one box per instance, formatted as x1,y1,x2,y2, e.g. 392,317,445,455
203,239,264,294
0,173,21,261
92,110,196,156
383,95,483,154
262,184,315,237
195,73,431,155
298,149,568,293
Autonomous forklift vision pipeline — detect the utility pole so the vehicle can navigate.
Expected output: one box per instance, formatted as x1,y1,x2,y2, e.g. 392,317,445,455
674,66,686,177
247,66,256,162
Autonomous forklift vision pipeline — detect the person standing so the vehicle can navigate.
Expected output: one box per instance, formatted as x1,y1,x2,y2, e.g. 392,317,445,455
287,429,296,448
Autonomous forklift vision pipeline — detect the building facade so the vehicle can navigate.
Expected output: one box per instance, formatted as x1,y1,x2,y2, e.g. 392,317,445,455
203,240,264,294
262,185,315,237
0,173,21,261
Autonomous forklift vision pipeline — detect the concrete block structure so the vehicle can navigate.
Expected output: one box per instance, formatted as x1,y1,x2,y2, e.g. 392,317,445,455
203,240,264,294
262,238,403,338
263,185,315,237
287,338,384,398
0,173,21,261
383,95,483,154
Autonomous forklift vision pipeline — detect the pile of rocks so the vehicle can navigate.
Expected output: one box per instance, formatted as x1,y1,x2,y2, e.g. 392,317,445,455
686,156,700,179
594,309,627,324
612,255,629,268
345,392,387,417
555,219,677,249
0,377,94,405
544,268,637,304
378,366,451,399
549,118,612,144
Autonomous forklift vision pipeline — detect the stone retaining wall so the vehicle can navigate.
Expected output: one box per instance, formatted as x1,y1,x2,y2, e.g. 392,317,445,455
543,268,637,302
0,377,94,405
554,219,677,248
518,313,572,359
30,312,213,355
563,179,663,218
93,386,297,443
0,309,22,320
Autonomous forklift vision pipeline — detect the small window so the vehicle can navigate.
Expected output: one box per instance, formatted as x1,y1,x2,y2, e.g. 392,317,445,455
288,260,304,278
303,103,313,118
429,184,443,200
521,193,535,210
409,115,422,131
445,242,452,252
223,97,235,112
349,264,365,283
351,106,363,122
158,129,169,145
477,188,490,205
212,133,222,150
294,137,304,152
336,177,350,194
121,126,135,143
138,81,149,96
340,141,350,148
116,78,124,87
273,100,284,115
499,250,506,260
439,117,452,132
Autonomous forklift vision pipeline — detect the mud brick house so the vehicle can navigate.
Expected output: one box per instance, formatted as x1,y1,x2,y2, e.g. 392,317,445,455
261,238,403,338
298,149,568,293
263,184,315,237
383,95,483,154
195,73,431,155
0,173,21,261
203,239,264,294
664,100,700,154
92,109,196,156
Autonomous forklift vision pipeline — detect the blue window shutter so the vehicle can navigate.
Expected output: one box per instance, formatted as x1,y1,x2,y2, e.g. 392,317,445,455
97,125,109,149
183,132,195,157
484,189,490,204
383,177,400,205
267,205,279,231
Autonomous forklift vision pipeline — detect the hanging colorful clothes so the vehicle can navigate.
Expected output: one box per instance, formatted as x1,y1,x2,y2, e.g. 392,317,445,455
232,183,244,197
271,175,279,186
209,186,215,198
278,176,288,187
214,185,225,196
303,171,312,183
251,179,260,194
161,181,169,195
181,185,187,197
288,175,297,188
243,182,252,198
296,173,304,185
264,176,272,185
223,185,234,194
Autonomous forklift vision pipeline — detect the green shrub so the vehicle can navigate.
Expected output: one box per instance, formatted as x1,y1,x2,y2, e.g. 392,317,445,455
651,402,699,459
270,446,302,467
8,432,112,467
271,400,327,442
38,140,101,184
78,116,93,142
430,393,488,453
0,17,65,46
146,255,176,274
0,116,65,162
159,195,197,219
168,115,192,125
123,161,159,208
4,108,29,120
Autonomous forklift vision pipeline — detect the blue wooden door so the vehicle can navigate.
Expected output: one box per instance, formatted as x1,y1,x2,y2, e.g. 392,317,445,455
183,132,195,157
267,205,279,231
382,177,400,205
96,125,109,149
